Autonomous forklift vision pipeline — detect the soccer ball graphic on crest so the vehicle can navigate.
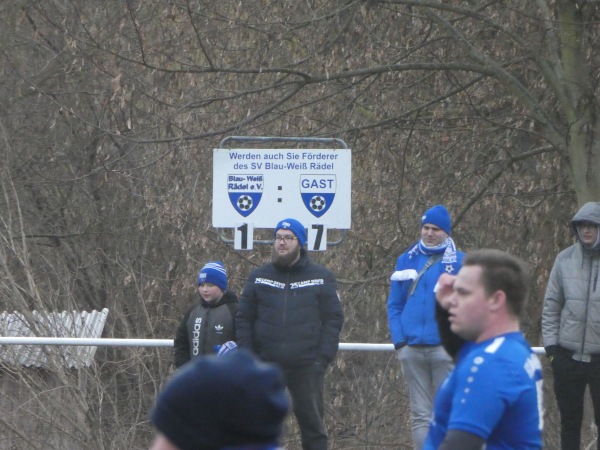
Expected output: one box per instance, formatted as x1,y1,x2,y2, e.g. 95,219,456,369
310,195,326,212
237,195,253,211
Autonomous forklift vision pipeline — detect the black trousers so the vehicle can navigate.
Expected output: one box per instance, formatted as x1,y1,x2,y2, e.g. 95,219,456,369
283,363,327,450
552,353,600,450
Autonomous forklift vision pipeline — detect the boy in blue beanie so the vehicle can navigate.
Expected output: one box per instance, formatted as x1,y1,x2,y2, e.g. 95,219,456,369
150,350,290,450
173,262,238,367
387,205,464,450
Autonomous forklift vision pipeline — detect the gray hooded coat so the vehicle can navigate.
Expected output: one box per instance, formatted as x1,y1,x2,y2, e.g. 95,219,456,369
542,202,600,359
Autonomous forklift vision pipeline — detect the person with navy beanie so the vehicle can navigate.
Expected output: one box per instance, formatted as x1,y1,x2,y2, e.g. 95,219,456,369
150,349,290,450
174,262,238,368
387,205,464,450
236,218,344,450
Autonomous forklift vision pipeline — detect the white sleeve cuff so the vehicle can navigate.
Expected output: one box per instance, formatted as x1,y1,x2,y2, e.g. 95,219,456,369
390,269,418,281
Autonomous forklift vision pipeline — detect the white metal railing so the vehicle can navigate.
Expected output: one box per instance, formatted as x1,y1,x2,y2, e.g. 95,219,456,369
0,337,546,354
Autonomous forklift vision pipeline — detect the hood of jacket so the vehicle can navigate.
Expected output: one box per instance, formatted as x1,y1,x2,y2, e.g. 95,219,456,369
571,202,600,251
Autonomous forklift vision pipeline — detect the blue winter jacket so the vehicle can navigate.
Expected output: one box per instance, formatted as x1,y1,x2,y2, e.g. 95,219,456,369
387,243,464,348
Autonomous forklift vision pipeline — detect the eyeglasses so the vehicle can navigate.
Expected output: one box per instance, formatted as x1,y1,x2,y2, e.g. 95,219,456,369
275,235,297,243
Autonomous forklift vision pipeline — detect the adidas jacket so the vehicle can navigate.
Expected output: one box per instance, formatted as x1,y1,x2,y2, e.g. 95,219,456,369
174,291,238,368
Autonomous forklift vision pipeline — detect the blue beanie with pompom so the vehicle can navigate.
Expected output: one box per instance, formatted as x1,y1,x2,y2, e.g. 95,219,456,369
197,261,227,291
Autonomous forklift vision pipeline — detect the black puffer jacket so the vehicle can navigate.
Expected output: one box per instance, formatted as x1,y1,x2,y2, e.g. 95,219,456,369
173,291,238,368
236,250,344,367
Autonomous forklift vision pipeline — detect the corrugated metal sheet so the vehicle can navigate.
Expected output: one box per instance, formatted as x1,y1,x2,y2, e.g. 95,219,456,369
0,308,109,369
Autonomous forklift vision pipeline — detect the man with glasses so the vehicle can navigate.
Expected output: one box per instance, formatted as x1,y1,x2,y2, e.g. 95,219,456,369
542,201,600,450
236,218,344,450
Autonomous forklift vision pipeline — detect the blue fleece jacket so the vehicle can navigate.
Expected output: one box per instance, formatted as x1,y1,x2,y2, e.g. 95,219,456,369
387,242,464,347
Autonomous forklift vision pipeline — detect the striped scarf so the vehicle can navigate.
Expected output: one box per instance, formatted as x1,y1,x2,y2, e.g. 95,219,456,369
409,237,459,265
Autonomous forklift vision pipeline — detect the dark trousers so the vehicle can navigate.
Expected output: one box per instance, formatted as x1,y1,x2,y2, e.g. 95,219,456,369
552,355,600,450
283,363,327,450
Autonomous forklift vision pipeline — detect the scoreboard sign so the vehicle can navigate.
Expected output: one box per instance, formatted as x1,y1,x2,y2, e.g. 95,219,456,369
212,148,351,229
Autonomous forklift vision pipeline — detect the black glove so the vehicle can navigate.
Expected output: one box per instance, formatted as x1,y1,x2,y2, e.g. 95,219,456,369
544,345,559,363
436,302,465,360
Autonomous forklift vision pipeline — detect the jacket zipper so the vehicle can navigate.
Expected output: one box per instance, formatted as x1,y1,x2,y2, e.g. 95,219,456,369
202,307,209,354
594,257,599,292
281,271,289,358
581,253,594,357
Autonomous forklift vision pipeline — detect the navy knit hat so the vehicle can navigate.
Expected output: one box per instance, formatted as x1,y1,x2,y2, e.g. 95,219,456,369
274,218,307,247
197,261,227,291
421,205,452,235
151,350,290,450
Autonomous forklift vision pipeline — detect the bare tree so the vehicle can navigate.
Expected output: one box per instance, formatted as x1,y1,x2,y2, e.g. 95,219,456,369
0,1,596,448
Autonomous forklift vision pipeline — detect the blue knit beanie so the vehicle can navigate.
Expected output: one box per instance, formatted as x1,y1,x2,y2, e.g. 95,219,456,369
197,262,227,291
421,205,452,235
151,350,290,450
274,218,307,247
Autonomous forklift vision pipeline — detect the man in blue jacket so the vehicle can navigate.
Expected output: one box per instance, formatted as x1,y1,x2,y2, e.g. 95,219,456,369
236,218,344,450
387,205,464,450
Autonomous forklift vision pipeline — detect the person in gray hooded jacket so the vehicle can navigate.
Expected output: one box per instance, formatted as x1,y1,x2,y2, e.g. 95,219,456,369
542,201,600,450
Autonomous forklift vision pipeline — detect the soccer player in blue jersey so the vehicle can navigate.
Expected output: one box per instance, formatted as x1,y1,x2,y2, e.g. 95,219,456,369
424,249,543,450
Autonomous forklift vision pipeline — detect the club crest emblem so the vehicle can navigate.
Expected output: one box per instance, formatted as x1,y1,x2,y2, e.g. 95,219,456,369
228,174,263,217
300,175,336,218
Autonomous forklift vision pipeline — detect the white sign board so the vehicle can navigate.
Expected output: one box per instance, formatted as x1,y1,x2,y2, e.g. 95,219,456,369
212,148,351,229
